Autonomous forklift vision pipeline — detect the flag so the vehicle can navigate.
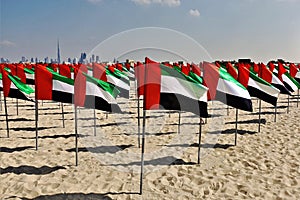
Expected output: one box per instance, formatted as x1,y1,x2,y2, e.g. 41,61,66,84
74,65,122,113
143,58,209,117
106,66,130,98
0,67,34,101
258,63,290,95
226,62,238,80
134,62,145,97
276,62,300,93
35,65,121,112
203,62,253,112
237,64,280,106
289,63,300,83
93,63,107,82
35,65,74,103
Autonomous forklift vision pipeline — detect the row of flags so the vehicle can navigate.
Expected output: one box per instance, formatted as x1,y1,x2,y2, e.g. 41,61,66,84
0,58,299,117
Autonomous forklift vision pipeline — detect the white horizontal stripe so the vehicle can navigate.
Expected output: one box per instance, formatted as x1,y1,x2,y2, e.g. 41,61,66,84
160,76,208,102
26,73,34,80
107,75,130,90
271,74,285,86
296,71,300,79
87,70,93,77
217,78,251,100
53,80,74,94
86,81,117,104
248,77,280,98
283,74,298,91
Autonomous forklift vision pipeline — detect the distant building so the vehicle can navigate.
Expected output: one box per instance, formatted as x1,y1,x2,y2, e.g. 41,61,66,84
73,58,78,64
21,56,26,63
57,39,61,64
44,57,49,63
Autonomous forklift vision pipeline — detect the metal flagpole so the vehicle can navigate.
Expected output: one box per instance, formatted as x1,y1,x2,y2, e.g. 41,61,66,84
35,99,39,150
227,105,229,116
93,109,96,136
4,96,9,138
274,105,277,122
197,117,202,164
139,110,147,195
297,89,299,108
258,100,261,133
234,109,238,146
61,103,65,128
75,106,79,166
16,99,19,115
287,95,290,113
0,90,2,111
137,96,141,148
178,112,181,134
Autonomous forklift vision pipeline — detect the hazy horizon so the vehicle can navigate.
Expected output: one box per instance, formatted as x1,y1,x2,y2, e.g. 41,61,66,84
1,0,300,63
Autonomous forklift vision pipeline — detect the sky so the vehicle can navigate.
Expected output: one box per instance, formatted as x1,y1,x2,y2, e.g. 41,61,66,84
0,0,300,63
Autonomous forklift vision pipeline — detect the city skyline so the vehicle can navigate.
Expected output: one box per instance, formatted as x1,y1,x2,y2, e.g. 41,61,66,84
1,0,300,63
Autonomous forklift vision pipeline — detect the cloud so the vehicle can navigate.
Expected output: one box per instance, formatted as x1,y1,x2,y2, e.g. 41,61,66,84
189,9,200,17
86,0,103,4
131,0,181,7
0,40,16,47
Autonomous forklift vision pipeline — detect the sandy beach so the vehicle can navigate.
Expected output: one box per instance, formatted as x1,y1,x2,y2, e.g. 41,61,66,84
0,92,299,199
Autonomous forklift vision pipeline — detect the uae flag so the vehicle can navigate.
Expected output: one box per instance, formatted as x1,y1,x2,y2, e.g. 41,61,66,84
106,66,130,98
203,62,253,112
289,63,300,83
74,65,122,113
134,62,145,97
258,63,291,95
275,62,300,93
143,58,209,117
35,65,74,104
237,64,280,106
0,67,34,101
35,65,121,113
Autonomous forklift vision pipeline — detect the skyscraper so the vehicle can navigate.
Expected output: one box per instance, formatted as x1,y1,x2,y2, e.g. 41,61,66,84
57,39,61,64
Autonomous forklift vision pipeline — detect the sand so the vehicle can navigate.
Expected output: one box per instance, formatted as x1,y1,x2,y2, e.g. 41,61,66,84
0,91,299,200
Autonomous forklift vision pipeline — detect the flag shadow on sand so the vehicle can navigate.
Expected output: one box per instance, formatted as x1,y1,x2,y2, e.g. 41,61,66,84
110,156,196,167
0,165,66,175
66,145,133,154
0,146,34,153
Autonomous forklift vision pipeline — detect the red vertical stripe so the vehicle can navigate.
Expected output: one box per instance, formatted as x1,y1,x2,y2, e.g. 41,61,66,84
93,63,107,82
144,57,161,110
252,63,259,74
226,62,238,80
278,62,287,82
134,62,145,97
35,65,53,100
116,63,123,71
181,64,190,75
289,63,298,78
259,63,272,83
237,63,250,88
1,68,12,97
203,62,220,100
16,64,27,83
191,63,201,76
59,64,71,78
268,62,275,72
74,64,87,107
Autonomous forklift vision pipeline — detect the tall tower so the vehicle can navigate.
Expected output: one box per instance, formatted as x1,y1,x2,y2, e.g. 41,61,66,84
57,39,61,64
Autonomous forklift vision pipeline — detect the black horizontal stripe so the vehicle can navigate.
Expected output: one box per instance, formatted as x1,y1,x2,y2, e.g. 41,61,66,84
215,91,253,112
159,93,208,118
272,84,291,95
247,86,277,106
